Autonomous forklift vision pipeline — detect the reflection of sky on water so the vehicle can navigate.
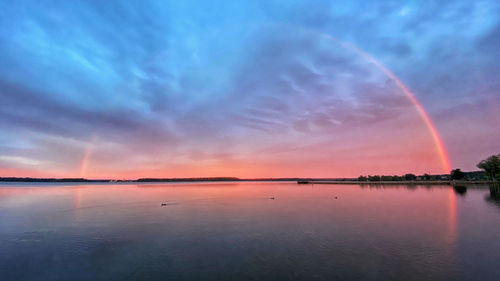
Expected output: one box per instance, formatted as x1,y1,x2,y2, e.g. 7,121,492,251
1,183,499,280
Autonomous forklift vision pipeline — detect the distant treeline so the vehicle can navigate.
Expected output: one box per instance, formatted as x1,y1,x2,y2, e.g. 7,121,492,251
136,177,240,182
0,172,491,183
135,177,348,182
357,171,488,182
0,177,356,183
0,177,109,182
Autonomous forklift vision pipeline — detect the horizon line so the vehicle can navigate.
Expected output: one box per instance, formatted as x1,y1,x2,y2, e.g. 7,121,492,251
0,172,467,182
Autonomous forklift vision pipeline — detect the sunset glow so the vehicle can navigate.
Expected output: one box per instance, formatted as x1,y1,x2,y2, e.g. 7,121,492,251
1,1,499,178
323,34,453,172
2,2,500,281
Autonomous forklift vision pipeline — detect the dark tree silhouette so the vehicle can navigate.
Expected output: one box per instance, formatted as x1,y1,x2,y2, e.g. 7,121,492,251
393,175,403,181
381,175,393,181
358,176,368,181
450,169,465,180
477,155,500,180
404,173,417,181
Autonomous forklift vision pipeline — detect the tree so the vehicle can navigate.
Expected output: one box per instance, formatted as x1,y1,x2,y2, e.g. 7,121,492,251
381,175,393,181
358,176,368,182
450,169,465,180
393,175,403,181
404,173,417,181
477,155,500,181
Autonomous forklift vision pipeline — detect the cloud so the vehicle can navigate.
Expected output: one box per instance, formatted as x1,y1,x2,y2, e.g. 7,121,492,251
0,79,178,148
0,0,499,177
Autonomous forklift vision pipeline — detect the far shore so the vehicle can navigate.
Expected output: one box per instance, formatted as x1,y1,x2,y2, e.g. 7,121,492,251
0,177,497,186
298,180,497,185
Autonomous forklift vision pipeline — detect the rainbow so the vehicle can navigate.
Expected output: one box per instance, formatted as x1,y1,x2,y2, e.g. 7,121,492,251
316,33,452,173
79,140,93,177
76,27,453,174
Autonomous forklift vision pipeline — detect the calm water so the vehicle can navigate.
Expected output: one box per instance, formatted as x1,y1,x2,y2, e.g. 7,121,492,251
1,182,500,281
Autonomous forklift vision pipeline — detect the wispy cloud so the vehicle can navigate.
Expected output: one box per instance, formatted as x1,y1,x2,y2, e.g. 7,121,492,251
0,0,499,177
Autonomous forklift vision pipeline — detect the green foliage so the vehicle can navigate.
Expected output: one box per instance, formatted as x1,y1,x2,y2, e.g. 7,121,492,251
477,154,500,180
381,175,393,181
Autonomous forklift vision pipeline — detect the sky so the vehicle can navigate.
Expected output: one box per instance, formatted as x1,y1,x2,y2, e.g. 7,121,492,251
0,0,499,179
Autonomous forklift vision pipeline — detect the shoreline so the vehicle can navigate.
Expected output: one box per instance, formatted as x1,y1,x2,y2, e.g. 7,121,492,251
0,177,497,186
298,180,498,185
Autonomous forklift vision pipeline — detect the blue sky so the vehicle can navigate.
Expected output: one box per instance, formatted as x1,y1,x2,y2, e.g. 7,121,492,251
0,0,499,178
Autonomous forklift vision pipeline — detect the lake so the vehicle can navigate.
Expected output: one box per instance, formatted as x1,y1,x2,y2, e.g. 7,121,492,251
1,182,499,281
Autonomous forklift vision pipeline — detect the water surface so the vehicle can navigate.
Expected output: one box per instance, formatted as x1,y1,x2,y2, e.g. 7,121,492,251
1,182,499,281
